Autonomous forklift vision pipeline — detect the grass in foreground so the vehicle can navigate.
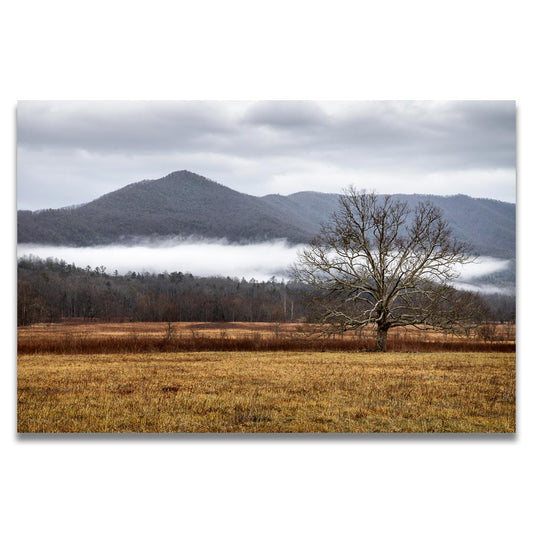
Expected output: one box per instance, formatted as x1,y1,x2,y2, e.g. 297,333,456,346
18,351,515,433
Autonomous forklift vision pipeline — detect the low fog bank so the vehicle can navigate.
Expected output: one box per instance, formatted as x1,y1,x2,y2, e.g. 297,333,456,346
452,257,514,294
17,239,514,292
455,257,511,280
17,239,305,281
453,282,513,295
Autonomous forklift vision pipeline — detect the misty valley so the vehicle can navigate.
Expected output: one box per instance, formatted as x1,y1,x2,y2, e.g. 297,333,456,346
17,250,515,328
17,239,514,292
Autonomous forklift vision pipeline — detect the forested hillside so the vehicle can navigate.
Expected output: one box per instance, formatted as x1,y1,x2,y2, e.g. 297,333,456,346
17,171,316,245
17,170,516,258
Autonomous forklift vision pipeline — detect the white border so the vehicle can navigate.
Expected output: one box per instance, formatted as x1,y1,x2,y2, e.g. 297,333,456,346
2,2,530,532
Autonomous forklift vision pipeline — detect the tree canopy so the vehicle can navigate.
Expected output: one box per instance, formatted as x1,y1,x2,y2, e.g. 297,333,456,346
292,187,486,351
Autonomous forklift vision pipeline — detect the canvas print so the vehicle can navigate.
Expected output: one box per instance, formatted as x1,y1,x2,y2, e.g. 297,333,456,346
17,101,516,433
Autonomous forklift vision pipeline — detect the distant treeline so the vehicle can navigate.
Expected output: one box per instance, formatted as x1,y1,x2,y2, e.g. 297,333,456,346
17,257,515,326
17,257,309,326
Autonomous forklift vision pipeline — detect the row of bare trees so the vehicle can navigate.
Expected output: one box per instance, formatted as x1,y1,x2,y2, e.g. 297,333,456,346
17,257,306,326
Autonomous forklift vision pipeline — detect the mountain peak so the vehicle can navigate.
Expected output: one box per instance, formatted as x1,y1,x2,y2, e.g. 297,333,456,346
164,169,203,178
161,169,212,183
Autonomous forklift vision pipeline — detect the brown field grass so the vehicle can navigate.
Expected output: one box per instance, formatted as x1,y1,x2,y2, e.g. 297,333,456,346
18,321,516,354
18,350,515,433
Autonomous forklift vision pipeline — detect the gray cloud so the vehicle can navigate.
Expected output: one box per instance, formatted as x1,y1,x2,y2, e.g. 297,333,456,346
17,101,236,154
17,100,516,210
242,100,328,129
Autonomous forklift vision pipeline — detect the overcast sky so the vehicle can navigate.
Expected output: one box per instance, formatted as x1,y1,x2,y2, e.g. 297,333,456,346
17,100,516,210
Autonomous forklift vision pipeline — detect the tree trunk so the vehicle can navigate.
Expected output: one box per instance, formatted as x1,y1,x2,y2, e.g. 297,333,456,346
375,326,388,352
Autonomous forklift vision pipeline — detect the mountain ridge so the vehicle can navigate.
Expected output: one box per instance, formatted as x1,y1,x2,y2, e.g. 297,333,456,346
17,170,516,259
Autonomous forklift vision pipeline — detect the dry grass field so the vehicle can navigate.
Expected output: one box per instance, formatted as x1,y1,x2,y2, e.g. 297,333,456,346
18,349,515,433
18,320,515,354
17,321,515,433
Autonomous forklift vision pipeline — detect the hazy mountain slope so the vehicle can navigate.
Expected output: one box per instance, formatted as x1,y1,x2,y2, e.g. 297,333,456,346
17,170,516,259
260,191,341,237
287,191,342,227
260,194,325,238
393,194,515,258
263,190,516,258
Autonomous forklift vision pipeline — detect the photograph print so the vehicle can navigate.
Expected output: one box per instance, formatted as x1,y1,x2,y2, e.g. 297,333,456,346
17,100,516,433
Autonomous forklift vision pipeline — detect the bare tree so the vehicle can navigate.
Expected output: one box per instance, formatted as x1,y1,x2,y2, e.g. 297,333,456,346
292,187,481,351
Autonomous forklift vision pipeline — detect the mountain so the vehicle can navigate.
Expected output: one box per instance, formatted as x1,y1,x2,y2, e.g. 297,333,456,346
17,170,516,259
17,171,318,245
